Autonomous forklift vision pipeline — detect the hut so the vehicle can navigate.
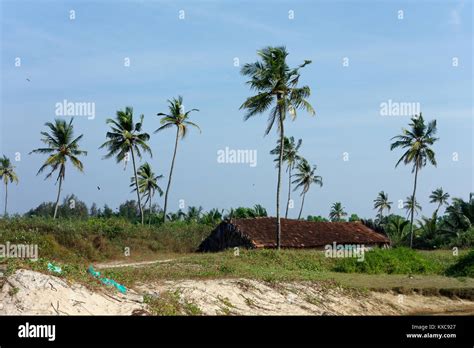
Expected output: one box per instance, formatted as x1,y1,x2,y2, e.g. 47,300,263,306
198,217,390,252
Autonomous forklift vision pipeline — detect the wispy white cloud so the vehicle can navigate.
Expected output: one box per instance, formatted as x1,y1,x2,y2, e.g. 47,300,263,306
449,0,465,27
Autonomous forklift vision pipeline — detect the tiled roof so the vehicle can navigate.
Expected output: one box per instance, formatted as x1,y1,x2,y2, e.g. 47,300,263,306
230,217,390,248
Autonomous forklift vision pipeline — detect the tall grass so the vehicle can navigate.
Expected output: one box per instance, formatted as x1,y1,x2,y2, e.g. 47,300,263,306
0,217,214,262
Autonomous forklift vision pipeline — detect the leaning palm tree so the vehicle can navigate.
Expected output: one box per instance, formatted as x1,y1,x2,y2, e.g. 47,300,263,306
30,118,87,219
329,202,347,222
373,191,393,222
0,155,19,216
270,136,303,218
429,187,450,213
130,162,163,225
292,159,323,219
155,96,200,223
390,113,438,247
100,107,151,224
240,46,315,249
404,195,422,218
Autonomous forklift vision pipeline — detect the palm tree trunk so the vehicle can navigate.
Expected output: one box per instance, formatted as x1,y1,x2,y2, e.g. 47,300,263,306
4,182,8,217
276,99,285,250
285,166,291,219
409,164,419,248
163,128,179,223
130,148,144,225
53,175,63,219
149,195,152,226
297,192,306,220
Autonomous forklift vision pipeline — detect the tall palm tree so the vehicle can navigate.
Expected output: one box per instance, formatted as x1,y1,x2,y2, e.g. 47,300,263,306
390,113,438,247
100,107,151,224
292,159,323,219
130,162,163,225
240,46,315,249
429,187,450,213
30,118,87,219
373,191,393,222
270,136,302,218
404,195,422,218
329,202,347,222
155,96,200,223
0,155,19,216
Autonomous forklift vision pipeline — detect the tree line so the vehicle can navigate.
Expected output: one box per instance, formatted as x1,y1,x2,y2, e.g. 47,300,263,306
0,46,471,250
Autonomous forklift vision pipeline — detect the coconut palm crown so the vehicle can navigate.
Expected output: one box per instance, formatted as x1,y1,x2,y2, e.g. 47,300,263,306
30,118,87,219
100,107,151,224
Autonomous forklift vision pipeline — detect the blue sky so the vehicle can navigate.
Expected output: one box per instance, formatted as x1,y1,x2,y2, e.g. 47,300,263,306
1,0,472,219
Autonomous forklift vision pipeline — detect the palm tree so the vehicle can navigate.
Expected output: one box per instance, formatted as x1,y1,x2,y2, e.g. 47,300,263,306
404,195,422,218
240,46,315,249
130,162,163,225
30,118,87,219
186,206,203,222
373,191,393,222
100,107,151,224
292,159,323,219
385,215,411,246
155,96,200,223
270,136,302,218
390,113,438,247
252,204,268,217
329,202,347,222
429,187,450,213
0,155,19,216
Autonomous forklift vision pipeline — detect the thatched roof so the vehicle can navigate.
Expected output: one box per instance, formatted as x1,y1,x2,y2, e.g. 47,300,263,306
227,217,389,248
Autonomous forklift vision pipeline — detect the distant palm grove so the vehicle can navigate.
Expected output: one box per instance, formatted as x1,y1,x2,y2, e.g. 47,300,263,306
0,46,472,251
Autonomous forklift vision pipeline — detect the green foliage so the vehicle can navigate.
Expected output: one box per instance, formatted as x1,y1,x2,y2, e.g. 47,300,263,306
225,205,268,219
445,250,474,277
307,215,329,222
144,291,202,316
329,202,347,222
348,214,360,222
332,247,449,275
0,217,213,262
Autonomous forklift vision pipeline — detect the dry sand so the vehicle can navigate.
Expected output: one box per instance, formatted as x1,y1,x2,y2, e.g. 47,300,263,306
1,269,473,315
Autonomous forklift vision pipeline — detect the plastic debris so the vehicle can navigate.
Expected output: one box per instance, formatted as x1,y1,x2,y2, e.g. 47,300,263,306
47,262,62,274
88,265,127,294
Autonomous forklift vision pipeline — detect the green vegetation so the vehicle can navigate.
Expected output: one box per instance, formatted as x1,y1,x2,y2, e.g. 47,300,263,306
0,217,213,263
100,107,152,225
292,158,323,219
329,202,347,222
445,250,474,278
0,155,19,217
30,118,87,219
131,162,164,225
144,291,202,316
332,247,450,275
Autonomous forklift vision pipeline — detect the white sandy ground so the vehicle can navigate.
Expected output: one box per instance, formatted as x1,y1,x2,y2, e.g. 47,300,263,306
1,269,473,315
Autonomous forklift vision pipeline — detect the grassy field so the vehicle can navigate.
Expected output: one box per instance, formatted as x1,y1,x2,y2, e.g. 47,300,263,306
1,217,473,297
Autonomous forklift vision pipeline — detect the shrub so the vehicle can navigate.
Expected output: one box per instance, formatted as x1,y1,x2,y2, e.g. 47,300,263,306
332,247,444,275
445,250,474,277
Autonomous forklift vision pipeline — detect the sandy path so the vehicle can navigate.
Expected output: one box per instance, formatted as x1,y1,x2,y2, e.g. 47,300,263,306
94,259,175,270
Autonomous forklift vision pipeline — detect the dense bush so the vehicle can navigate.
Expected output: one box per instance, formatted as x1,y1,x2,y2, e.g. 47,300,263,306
332,247,449,275
445,250,474,277
0,217,214,262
